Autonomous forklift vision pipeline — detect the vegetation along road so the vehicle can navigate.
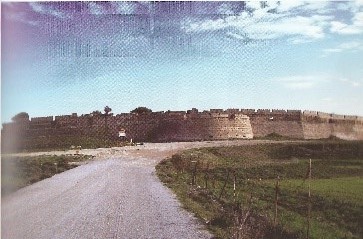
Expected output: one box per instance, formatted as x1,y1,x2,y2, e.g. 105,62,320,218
4,140,359,239
2,140,280,239
156,140,363,238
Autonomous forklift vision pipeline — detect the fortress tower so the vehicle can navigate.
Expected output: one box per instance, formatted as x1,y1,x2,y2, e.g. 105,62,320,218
2,108,363,152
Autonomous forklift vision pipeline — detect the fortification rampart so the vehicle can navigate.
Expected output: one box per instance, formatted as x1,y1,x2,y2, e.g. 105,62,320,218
301,110,363,139
245,109,304,138
2,108,363,151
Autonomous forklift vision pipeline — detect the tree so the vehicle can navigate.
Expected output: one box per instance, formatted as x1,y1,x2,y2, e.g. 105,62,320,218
103,106,112,138
104,106,112,116
11,112,29,122
130,107,152,114
91,110,102,116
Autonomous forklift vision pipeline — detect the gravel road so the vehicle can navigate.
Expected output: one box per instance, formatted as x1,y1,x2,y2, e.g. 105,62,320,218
2,140,287,239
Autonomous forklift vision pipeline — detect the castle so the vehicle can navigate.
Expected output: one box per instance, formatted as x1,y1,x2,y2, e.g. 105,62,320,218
2,108,363,151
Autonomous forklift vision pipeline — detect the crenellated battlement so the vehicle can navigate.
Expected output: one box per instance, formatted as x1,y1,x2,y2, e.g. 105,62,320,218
3,108,362,128
2,108,363,152
303,110,362,121
30,116,54,123
5,108,363,127
55,113,77,120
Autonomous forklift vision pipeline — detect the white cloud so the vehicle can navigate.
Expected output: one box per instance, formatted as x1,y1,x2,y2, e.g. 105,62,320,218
217,3,235,15
87,2,136,15
339,78,362,87
288,37,314,44
322,40,363,56
183,10,329,42
336,0,363,12
275,1,305,12
258,1,331,13
226,32,247,40
29,2,43,13
352,82,362,87
323,48,343,53
354,12,363,26
330,21,362,34
322,97,333,102
276,75,325,90
340,41,363,49
113,2,136,15
285,81,315,89
337,2,351,11
88,2,105,15
356,0,363,7
303,2,332,14
245,1,263,10
330,12,363,35
29,2,68,19
181,1,363,45
182,1,334,44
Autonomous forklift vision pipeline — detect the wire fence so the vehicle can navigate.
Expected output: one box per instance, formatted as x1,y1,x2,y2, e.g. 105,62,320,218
183,159,314,239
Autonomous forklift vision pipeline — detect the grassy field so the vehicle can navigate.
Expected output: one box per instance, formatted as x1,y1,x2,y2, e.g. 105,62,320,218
2,131,128,153
20,135,122,152
156,141,363,239
1,154,93,197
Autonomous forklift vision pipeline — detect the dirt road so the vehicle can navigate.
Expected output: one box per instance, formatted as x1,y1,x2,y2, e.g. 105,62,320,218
1,140,281,239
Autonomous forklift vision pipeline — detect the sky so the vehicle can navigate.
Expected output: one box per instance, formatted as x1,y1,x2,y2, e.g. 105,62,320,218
2,1,363,123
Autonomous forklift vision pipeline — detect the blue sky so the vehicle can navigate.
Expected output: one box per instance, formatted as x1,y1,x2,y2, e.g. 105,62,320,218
2,1,363,123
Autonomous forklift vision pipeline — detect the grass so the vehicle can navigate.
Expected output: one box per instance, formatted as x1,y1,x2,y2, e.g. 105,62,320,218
156,141,363,239
277,177,363,205
255,132,294,140
1,154,93,197
2,134,125,153
25,135,122,152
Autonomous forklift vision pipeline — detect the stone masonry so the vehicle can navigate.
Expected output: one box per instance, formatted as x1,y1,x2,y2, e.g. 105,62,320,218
2,108,363,151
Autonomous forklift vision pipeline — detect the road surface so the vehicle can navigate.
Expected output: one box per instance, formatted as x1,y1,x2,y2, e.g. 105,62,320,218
2,140,284,239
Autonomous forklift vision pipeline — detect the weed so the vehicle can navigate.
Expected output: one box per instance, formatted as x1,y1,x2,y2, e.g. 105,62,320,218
1,155,92,196
156,141,363,238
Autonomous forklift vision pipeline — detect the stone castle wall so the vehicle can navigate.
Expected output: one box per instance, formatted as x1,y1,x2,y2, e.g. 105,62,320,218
302,111,363,140
2,108,363,151
247,109,304,138
95,110,254,142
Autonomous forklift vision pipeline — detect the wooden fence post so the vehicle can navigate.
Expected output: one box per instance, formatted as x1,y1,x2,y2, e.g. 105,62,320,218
191,161,197,185
233,172,237,203
204,162,209,189
219,170,230,200
307,159,312,239
274,176,280,226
